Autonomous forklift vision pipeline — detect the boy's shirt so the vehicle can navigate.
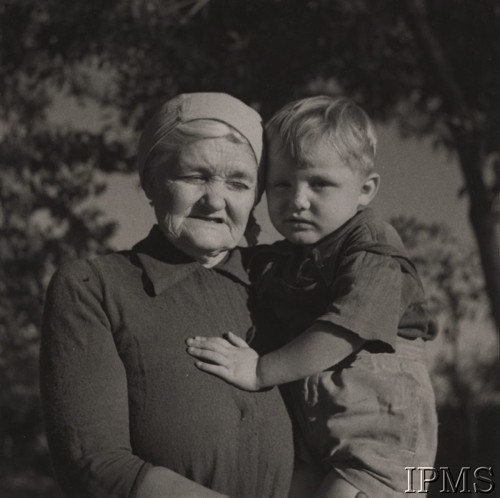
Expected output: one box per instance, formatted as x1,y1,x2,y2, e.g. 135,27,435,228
249,208,436,352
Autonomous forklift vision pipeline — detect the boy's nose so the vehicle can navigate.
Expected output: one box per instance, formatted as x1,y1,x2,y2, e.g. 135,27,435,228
290,188,310,211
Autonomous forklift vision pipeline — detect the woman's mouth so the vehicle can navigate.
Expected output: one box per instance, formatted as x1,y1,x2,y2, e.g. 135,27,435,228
189,215,225,224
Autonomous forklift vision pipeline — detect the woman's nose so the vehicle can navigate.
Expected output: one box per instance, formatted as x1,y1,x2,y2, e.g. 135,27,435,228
200,184,226,211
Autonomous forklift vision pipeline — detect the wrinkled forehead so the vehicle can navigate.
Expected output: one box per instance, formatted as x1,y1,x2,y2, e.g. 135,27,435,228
168,137,259,176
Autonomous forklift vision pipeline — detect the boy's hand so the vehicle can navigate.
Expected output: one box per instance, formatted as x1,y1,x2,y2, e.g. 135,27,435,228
186,332,262,391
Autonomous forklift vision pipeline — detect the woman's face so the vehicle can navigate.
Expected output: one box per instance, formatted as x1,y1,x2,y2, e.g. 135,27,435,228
146,137,258,261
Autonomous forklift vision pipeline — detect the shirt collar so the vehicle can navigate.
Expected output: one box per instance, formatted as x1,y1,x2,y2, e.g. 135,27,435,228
132,225,250,295
308,207,374,266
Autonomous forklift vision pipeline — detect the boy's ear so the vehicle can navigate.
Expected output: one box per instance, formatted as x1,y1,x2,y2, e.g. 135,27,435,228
358,173,380,206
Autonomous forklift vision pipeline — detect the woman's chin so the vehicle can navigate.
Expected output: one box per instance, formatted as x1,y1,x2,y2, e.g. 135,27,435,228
178,235,234,260
164,223,238,256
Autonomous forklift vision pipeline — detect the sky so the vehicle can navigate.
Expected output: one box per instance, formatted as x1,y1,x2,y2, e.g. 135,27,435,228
96,122,473,250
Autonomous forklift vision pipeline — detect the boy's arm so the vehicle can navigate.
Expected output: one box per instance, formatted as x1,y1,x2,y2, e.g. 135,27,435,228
258,321,364,387
186,322,364,391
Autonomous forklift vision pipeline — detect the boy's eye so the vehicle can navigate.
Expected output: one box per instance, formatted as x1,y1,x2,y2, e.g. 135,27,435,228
310,180,332,189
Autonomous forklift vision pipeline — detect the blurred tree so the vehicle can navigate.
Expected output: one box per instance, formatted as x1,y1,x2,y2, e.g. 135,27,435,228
1,0,500,493
0,72,118,495
392,216,499,496
2,0,498,331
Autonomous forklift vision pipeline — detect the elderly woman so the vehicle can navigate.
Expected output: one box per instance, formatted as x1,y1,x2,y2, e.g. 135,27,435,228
40,93,294,497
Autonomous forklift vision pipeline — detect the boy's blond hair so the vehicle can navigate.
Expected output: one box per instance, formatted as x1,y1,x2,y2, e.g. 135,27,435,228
266,96,377,175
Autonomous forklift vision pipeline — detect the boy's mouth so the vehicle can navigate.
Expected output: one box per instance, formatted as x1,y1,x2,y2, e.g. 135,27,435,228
284,218,314,226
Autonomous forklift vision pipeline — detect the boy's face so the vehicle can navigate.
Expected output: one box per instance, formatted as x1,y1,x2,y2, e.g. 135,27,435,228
266,139,379,245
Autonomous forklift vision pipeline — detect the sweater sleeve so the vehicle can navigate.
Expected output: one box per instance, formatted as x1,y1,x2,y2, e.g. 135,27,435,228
40,260,151,497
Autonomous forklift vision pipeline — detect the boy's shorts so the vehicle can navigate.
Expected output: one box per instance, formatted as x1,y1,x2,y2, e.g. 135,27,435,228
287,337,438,497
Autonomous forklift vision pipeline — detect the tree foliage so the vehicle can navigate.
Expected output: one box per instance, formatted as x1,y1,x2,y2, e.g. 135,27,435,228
1,0,500,493
392,216,499,480
3,0,499,328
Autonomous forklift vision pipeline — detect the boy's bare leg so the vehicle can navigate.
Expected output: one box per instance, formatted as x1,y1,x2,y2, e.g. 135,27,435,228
317,469,367,498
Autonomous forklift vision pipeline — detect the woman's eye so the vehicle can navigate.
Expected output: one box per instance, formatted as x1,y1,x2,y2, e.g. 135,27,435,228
180,175,206,183
228,181,250,191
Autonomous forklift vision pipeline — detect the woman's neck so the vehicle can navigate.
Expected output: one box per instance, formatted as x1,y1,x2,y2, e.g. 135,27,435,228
198,251,228,268
161,229,229,268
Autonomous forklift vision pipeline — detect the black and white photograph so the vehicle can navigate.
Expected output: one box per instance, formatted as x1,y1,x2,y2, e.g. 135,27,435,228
1,1,499,496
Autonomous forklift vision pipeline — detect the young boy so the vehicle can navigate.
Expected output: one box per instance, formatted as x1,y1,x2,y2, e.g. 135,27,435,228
187,96,438,497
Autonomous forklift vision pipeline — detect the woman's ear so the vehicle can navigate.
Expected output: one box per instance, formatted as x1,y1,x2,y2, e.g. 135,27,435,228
358,173,380,206
142,166,157,201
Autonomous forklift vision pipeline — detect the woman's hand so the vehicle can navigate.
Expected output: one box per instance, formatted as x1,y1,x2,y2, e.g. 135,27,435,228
186,332,262,391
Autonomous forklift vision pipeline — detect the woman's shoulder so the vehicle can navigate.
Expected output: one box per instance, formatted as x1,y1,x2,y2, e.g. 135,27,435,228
49,251,135,291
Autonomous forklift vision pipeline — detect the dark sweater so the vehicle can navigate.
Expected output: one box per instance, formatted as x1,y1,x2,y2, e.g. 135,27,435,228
40,226,293,497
